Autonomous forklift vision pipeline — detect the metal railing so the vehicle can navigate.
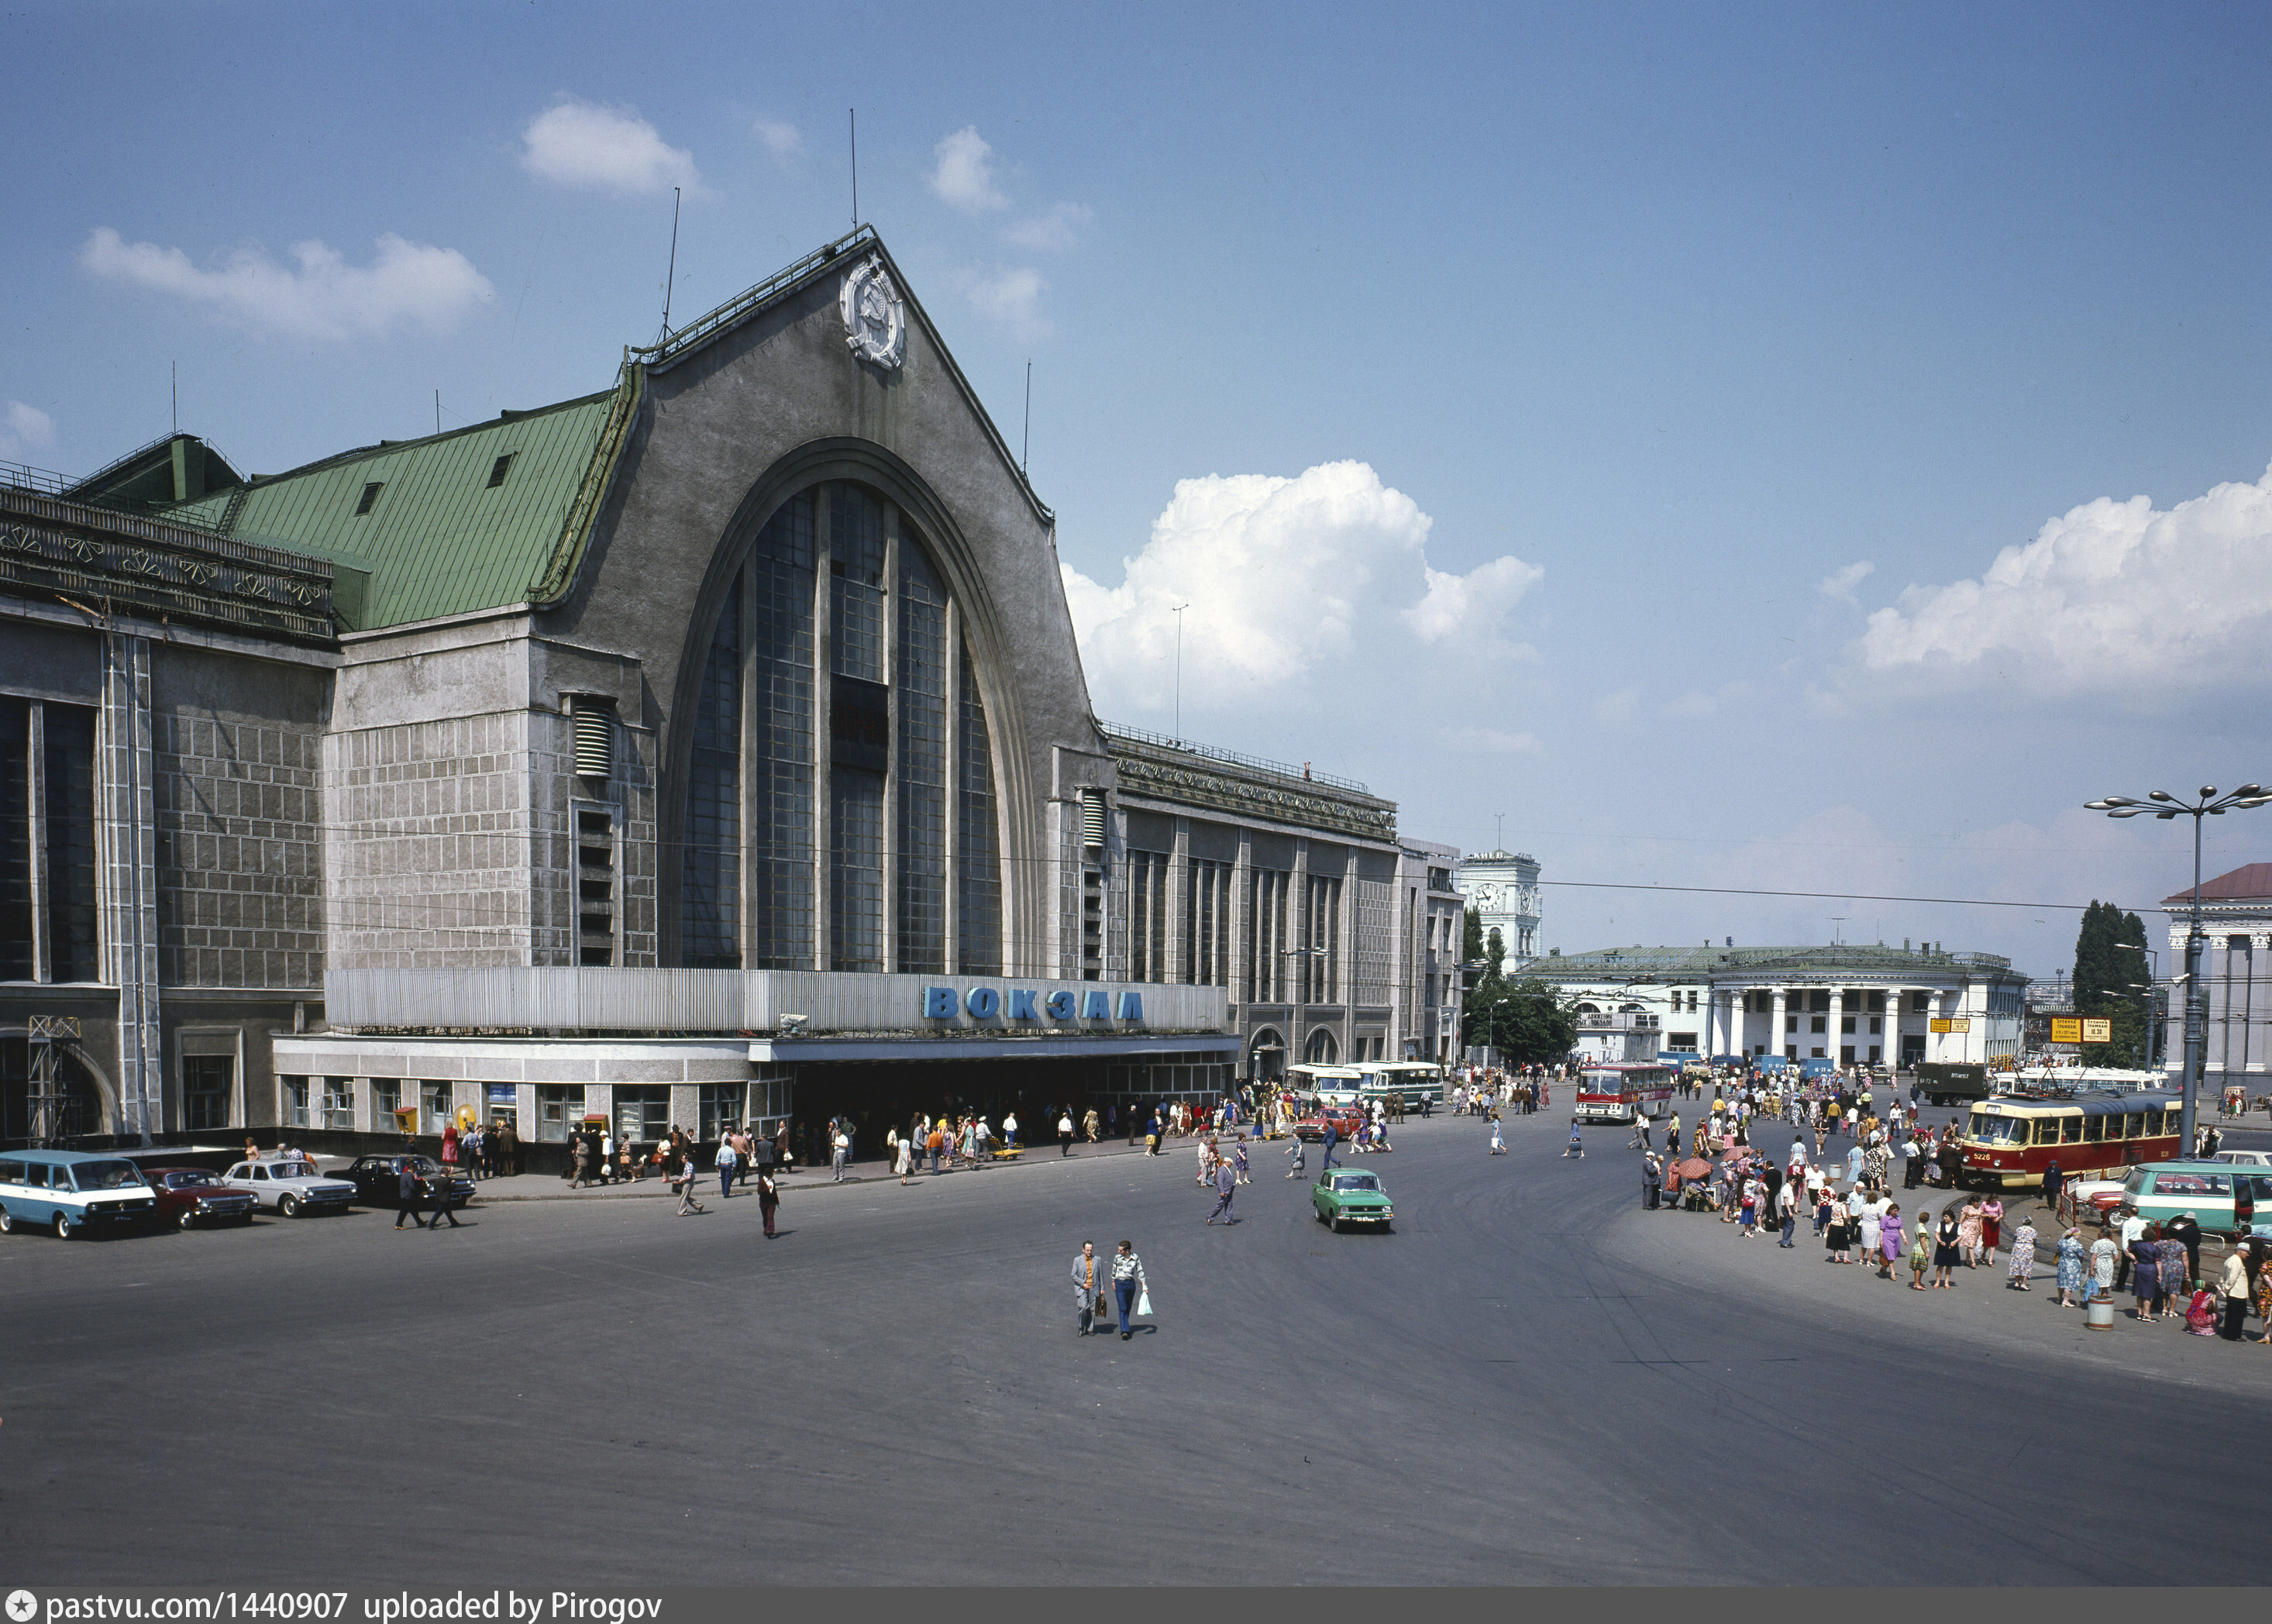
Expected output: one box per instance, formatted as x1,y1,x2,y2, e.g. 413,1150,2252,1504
0,459,71,497
1100,721,1372,794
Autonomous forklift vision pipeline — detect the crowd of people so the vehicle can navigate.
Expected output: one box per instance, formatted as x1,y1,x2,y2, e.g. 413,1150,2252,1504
1622,1074,2272,1344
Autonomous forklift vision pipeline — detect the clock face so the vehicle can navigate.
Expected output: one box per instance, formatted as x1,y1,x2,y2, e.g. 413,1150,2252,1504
1473,884,1500,910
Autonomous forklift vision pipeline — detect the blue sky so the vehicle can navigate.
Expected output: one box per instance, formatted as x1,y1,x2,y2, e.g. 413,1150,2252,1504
6,2,2270,977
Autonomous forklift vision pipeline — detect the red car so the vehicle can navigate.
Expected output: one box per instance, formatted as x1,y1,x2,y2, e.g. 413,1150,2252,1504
1293,1104,1365,1143
143,1166,258,1230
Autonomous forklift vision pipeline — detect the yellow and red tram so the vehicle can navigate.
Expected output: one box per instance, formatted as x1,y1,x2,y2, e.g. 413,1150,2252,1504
1955,1091,2181,1190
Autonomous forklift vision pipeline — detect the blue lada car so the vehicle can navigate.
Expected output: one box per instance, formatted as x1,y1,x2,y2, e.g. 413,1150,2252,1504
0,1150,162,1238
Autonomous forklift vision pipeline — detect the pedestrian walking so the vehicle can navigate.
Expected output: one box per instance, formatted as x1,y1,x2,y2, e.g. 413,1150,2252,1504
675,1150,705,1215
1321,1122,1341,1170
394,1160,426,1229
570,1134,591,1189
1490,1119,1506,1155
427,1166,463,1229
1059,1111,1075,1156
1072,1241,1104,1335
716,1134,738,1201
1205,1159,1237,1225
758,1168,780,1239
1285,1138,1306,1178
1110,1240,1148,1340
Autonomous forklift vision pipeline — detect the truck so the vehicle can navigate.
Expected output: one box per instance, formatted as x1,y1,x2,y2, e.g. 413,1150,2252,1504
1916,1061,1990,1108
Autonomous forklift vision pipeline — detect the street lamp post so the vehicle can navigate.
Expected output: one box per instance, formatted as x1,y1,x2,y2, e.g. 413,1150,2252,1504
2085,783,2270,1157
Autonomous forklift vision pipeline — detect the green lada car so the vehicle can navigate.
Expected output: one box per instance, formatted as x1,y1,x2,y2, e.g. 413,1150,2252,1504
1313,1169,1394,1232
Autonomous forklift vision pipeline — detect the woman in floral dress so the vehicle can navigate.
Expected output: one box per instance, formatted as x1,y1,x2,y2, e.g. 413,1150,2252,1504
2005,1215,2037,1290
2055,1226,2088,1307
1957,1199,1985,1269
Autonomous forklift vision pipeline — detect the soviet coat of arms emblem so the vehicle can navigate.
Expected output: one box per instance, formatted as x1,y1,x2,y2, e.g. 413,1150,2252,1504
839,255,907,370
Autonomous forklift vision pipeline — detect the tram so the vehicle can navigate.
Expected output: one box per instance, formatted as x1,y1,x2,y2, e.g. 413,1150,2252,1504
1954,1090,2181,1190
1574,1063,1674,1124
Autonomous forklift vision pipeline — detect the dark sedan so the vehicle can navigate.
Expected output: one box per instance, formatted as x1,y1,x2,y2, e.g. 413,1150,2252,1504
337,1154,476,1209
144,1167,257,1230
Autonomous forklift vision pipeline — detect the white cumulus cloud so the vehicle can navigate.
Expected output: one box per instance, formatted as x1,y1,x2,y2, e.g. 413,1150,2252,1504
3,401,56,457
754,118,803,163
962,266,1050,339
1856,463,2272,695
1062,461,1540,716
931,126,1007,212
1819,559,1874,602
522,99,699,195
80,228,493,342
1006,201,1093,251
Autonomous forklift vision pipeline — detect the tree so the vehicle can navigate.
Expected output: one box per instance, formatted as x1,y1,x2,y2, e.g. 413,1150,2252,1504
1463,904,1485,965
2073,899,2150,1067
1485,926,1506,980
1461,975,1578,1065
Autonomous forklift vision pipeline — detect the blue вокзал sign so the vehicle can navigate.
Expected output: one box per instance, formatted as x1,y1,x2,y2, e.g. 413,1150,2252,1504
922,986,1145,1023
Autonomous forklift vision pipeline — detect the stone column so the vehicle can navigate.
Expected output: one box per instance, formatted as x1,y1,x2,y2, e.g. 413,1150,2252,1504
1827,989,1845,1069
1770,989,1787,1063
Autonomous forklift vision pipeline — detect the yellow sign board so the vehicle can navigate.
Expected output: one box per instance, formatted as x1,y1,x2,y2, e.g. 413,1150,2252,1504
2049,1017,2081,1044
1931,1017,1972,1034
2081,1017,2112,1044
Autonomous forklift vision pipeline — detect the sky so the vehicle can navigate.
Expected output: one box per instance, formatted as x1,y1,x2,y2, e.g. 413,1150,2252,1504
5,1,2270,981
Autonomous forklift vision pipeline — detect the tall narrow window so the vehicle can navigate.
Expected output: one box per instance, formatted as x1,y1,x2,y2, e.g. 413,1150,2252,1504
896,541,948,974
829,486,886,683
682,573,742,967
0,700,28,981
44,705,98,983
1187,858,1229,986
1127,852,1168,982
831,769,883,971
752,495,816,969
955,645,1000,975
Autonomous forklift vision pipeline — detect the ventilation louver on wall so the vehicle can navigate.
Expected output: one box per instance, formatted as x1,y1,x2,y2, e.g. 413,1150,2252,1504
1080,786,1107,850
569,697,614,783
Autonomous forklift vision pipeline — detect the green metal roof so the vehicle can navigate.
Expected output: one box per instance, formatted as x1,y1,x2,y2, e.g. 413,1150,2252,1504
163,388,624,631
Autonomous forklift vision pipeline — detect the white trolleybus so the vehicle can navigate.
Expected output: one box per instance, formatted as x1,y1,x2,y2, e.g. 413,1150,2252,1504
1574,1062,1675,1124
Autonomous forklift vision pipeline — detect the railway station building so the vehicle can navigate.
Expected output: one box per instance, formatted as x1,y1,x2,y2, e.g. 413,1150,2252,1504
0,229,1461,1158
1518,942,2029,1068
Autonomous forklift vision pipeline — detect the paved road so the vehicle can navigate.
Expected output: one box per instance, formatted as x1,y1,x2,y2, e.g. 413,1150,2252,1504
5,1108,2270,1586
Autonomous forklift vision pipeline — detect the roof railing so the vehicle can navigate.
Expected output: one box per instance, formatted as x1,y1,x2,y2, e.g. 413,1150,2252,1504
1099,721,1372,794
629,225,877,368
0,459,71,497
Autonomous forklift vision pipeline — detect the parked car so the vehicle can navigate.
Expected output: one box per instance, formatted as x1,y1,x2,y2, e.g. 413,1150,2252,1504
143,1166,258,1230
219,1158,357,1217
2209,1149,2272,1168
2115,1161,2272,1237
0,1151,162,1237
1312,1168,1395,1232
336,1154,475,1210
2059,1177,2133,1227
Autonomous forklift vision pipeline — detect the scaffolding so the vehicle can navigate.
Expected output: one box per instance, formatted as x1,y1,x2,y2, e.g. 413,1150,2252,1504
26,1015,83,1147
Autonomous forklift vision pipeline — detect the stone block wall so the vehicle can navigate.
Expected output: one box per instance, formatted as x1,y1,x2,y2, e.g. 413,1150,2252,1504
325,710,550,969
151,648,327,991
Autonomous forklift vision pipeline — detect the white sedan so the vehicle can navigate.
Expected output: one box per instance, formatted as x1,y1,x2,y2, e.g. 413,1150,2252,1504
221,1159,358,1217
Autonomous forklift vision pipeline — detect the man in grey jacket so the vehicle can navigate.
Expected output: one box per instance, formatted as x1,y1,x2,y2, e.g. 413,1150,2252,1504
1071,1241,1104,1336
1205,1158,1237,1225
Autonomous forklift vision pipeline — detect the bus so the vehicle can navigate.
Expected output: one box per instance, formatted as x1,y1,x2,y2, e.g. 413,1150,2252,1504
1954,1090,2181,1190
1575,1063,1674,1124
1286,1062,1445,1113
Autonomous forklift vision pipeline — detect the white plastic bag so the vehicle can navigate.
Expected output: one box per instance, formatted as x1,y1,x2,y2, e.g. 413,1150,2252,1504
1135,1286,1153,1317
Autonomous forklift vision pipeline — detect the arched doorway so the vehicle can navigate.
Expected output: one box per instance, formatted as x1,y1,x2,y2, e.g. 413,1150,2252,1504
0,1033,108,1147
1248,1027,1286,1082
1303,1027,1340,1065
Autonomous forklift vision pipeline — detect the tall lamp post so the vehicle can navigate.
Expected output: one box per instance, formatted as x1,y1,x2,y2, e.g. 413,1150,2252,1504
2085,783,2270,1157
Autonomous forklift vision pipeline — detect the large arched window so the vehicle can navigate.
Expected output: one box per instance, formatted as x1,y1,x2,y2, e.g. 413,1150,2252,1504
679,480,1000,975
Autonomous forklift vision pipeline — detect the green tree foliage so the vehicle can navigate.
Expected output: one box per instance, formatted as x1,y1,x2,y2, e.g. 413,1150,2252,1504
2073,899,2151,1067
1485,926,1506,979
1461,975,1578,1065
1463,904,1485,965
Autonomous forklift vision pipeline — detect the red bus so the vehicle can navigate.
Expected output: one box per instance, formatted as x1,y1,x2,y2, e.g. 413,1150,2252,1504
1575,1064,1674,1124
1955,1090,2181,1190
